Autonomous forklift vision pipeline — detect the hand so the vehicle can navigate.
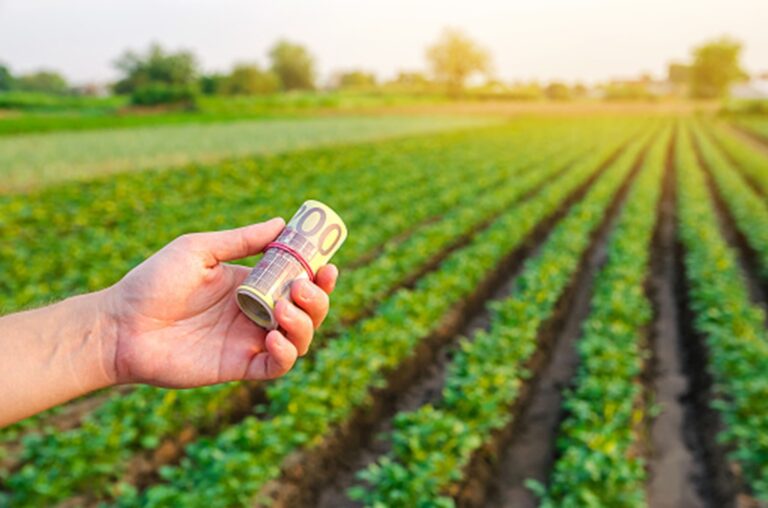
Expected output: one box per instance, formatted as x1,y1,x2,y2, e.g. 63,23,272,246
100,218,338,388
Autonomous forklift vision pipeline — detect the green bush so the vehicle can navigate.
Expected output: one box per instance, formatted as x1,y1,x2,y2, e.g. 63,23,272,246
130,83,198,107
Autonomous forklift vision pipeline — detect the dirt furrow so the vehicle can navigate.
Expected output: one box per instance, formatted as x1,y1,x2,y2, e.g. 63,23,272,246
646,129,707,508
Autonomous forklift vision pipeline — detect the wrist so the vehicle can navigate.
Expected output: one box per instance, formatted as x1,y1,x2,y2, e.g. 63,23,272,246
86,287,121,388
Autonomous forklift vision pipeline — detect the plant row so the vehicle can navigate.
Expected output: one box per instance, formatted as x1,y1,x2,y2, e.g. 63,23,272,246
707,121,768,197
127,123,653,507
1,122,619,503
690,121,768,278
676,124,768,500
537,127,669,507
349,128,655,507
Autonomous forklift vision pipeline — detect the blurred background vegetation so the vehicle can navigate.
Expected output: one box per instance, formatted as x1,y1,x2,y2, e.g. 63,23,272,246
0,28,764,131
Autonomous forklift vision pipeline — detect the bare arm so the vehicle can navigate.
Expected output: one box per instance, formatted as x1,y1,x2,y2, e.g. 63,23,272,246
0,218,338,428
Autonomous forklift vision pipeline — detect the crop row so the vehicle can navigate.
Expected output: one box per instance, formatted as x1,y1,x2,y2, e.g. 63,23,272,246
690,121,768,278
129,123,653,507
350,127,655,507
676,124,768,500
706,121,768,197
537,127,669,507
2,121,630,504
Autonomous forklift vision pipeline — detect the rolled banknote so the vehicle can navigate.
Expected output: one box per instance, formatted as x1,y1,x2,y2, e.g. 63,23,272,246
236,200,348,329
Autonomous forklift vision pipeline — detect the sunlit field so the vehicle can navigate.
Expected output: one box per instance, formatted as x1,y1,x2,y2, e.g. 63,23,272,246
1,109,768,506
2,0,767,505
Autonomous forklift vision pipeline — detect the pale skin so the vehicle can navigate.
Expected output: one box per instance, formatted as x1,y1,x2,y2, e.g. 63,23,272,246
0,218,338,428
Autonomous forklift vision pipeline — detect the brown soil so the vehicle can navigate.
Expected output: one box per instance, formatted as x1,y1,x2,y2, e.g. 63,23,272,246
646,130,707,508
253,137,635,508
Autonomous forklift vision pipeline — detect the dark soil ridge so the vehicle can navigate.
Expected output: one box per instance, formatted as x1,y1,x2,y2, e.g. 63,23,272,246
253,137,637,507
112,148,589,499
646,128,707,508
457,132,654,508
690,130,768,317
675,144,761,506
703,123,766,199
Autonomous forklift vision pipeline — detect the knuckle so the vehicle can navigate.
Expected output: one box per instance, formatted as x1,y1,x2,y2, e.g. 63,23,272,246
174,233,198,249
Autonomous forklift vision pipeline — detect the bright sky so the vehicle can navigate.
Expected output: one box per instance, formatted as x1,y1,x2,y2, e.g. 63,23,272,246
0,0,765,85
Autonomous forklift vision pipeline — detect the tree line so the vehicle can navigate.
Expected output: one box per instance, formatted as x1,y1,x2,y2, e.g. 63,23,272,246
0,29,752,105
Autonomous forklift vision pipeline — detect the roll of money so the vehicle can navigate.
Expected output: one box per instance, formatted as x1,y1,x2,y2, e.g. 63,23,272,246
236,200,348,329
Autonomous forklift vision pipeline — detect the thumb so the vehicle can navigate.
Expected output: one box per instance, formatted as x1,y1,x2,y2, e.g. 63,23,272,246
195,218,286,263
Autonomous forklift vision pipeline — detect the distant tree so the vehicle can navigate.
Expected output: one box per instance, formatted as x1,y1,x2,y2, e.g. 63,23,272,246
572,82,588,98
689,37,746,99
335,70,377,89
199,73,226,95
16,70,69,95
545,82,571,101
667,63,690,85
392,71,430,86
425,28,490,96
219,64,280,95
0,64,13,91
113,43,198,94
268,40,316,91
507,81,544,101
113,43,199,105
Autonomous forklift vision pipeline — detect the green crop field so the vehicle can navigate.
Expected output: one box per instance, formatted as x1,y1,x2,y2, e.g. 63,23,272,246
1,111,768,508
0,115,498,193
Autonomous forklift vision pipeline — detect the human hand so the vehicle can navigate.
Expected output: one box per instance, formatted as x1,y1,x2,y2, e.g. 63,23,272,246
100,218,338,388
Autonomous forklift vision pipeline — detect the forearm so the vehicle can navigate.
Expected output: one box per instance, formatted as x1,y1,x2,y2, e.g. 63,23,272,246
0,289,116,427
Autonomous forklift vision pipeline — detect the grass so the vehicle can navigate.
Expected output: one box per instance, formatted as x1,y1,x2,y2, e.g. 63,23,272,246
0,91,450,136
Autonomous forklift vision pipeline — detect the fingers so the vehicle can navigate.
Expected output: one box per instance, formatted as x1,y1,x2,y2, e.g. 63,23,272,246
274,299,315,356
315,264,339,295
245,330,298,380
186,218,286,264
291,279,330,329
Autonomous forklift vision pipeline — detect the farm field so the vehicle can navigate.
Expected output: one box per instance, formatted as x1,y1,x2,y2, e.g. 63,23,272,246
1,111,768,508
0,114,499,193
